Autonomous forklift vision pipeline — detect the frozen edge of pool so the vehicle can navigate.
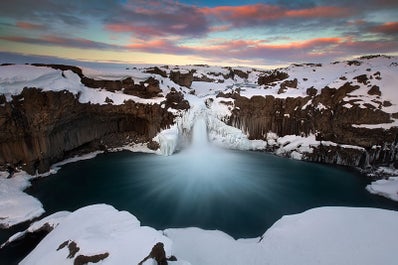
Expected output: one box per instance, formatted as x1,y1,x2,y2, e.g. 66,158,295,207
9,204,398,265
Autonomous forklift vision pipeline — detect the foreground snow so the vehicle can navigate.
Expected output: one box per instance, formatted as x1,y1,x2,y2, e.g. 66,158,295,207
15,204,398,265
20,204,176,265
367,176,398,201
0,172,44,228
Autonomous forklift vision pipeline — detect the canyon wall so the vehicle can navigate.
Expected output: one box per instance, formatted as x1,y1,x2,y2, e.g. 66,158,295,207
220,82,398,169
0,88,174,174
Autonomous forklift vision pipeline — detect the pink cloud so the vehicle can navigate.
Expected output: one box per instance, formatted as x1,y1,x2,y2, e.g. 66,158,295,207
105,1,208,38
371,21,398,34
201,4,351,26
15,21,45,30
285,6,350,18
105,24,162,36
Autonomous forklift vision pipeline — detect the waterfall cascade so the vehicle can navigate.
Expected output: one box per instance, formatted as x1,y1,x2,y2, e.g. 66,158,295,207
190,117,209,150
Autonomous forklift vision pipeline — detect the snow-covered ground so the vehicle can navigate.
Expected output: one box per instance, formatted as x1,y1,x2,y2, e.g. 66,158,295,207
12,204,398,265
19,204,175,265
0,171,44,228
366,167,398,201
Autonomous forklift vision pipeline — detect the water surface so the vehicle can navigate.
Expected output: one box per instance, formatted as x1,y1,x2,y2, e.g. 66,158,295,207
27,149,398,238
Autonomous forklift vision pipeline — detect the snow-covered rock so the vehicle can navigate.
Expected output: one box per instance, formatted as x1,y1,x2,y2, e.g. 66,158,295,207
166,207,398,265
20,204,176,265
18,205,398,265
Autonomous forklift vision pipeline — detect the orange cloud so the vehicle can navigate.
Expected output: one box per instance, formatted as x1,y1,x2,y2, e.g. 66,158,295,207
201,4,283,21
371,21,398,34
201,4,350,24
15,21,45,30
285,6,350,18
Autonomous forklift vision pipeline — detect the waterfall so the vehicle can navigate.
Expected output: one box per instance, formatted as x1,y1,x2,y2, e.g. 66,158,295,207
190,117,208,149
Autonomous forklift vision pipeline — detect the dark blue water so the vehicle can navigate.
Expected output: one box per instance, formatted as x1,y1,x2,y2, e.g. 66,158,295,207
26,150,398,237
1,149,398,264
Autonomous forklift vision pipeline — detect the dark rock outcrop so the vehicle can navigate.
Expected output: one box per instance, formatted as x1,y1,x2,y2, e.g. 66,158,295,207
170,70,194,88
221,82,398,168
123,77,162,98
164,88,190,110
0,88,174,174
57,240,109,265
145,66,168,78
258,70,289,86
138,242,169,265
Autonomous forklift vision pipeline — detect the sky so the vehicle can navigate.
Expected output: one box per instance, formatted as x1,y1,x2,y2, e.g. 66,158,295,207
0,0,397,68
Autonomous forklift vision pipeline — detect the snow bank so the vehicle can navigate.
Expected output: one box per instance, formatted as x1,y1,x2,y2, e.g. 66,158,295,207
166,207,398,265
19,205,398,265
366,177,398,201
20,204,175,265
0,172,44,228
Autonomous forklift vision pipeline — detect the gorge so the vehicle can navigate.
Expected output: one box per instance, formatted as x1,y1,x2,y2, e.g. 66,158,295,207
1,55,398,264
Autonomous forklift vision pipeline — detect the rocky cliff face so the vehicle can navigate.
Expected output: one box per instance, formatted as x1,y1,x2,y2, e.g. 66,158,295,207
218,67,398,169
1,56,397,174
0,88,174,174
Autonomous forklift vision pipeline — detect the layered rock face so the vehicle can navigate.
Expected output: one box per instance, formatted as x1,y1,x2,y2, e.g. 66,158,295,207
0,88,173,174
221,78,398,168
0,56,397,174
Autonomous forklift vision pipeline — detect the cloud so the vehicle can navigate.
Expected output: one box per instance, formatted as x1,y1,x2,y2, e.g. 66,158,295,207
0,35,121,51
15,21,46,30
105,0,209,38
200,4,351,28
370,21,398,35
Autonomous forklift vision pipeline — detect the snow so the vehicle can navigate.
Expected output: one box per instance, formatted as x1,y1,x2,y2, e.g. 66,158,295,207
1,211,70,248
366,177,398,201
19,205,398,265
20,204,176,265
166,207,398,265
0,64,164,105
0,171,44,228
352,118,398,129
40,151,104,177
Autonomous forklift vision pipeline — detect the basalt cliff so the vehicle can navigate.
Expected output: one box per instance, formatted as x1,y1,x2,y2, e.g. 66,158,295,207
0,55,397,175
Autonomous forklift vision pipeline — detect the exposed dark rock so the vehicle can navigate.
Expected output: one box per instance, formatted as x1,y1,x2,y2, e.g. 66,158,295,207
306,87,317,97
138,242,168,265
347,60,362,66
258,70,289,85
193,75,216,82
123,77,162,98
104,97,114,104
147,140,160,151
354,74,369,85
74,253,109,265
164,88,190,110
278,79,298,94
0,88,174,173
145,66,167,78
368,85,381,96
233,69,249,79
170,70,194,88
57,240,109,264
57,240,80,259
228,81,397,168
